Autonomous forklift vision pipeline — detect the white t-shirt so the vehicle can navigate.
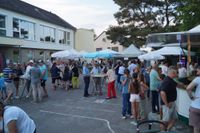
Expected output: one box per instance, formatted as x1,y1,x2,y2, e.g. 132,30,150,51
106,69,115,82
23,65,33,79
3,106,36,133
178,67,187,78
190,77,200,109
161,65,168,76
118,66,125,75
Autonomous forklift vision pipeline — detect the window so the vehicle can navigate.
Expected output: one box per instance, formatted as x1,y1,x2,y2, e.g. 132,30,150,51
96,48,102,51
58,30,66,44
112,47,118,52
13,18,35,40
67,32,70,45
40,25,55,43
0,15,6,36
102,38,106,42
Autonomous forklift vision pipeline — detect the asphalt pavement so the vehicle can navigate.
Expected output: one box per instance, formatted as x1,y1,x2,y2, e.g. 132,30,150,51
10,77,191,133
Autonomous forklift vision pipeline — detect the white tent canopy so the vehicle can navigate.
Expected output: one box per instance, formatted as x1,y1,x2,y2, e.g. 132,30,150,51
138,51,165,61
187,25,200,34
51,48,81,59
120,44,144,57
152,46,195,56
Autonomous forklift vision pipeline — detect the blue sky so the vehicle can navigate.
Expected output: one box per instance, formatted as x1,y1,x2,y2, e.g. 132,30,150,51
22,0,120,35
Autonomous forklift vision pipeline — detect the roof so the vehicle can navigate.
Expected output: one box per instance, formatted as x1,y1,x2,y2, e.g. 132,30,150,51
188,25,200,34
0,0,76,30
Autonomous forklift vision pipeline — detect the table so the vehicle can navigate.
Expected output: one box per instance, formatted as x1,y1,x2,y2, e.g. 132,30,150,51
91,74,107,95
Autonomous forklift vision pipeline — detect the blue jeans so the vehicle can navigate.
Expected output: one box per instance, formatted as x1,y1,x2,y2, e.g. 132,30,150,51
122,93,131,116
151,90,159,113
83,76,90,96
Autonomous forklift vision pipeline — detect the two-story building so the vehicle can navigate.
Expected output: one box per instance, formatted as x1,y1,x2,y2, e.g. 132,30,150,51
94,31,125,52
75,28,95,52
0,0,76,64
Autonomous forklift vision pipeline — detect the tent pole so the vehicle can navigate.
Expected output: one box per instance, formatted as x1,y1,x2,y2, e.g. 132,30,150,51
187,34,191,76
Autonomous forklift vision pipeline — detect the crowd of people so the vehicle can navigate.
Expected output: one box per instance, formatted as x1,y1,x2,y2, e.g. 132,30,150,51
0,58,200,133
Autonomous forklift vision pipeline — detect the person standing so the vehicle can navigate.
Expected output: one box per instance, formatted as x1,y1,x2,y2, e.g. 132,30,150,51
91,62,101,95
13,63,23,98
120,69,131,119
150,63,161,113
106,65,116,99
50,62,61,90
39,60,48,98
82,63,90,97
0,100,36,133
71,63,79,89
30,62,42,102
129,73,140,122
160,66,186,131
186,66,200,133
3,62,15,103
23,60,33,98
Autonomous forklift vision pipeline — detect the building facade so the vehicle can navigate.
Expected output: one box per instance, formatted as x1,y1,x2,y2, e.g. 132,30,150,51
94,31,125,52
75,28,95,52
0,0,76,63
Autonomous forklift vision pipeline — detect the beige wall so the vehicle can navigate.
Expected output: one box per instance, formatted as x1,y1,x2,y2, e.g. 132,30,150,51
75,29,95,52
94,31,125,52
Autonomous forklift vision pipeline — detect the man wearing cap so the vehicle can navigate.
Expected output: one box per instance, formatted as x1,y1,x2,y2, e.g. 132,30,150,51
3,63,15,103
0,101,36,133
23,60,33,98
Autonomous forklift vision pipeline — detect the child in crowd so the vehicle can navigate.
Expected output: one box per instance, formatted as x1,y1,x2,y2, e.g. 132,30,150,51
120,69,131,119
138,73,149,120
129,73,140,122
0,73,7,99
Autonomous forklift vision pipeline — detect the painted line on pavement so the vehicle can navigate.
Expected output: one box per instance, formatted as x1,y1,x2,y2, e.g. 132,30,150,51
40,110,115,133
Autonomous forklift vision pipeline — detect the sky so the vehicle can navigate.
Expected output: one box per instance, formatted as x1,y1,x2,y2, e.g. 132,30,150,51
22,0,120,35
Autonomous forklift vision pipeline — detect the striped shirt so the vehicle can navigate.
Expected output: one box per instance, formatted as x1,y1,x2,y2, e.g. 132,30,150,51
3,67,13,83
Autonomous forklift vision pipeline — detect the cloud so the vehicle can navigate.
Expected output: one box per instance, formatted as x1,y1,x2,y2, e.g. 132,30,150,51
22,0,119,35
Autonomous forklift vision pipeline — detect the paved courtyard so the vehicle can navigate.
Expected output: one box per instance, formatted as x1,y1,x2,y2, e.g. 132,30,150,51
11,78,191,133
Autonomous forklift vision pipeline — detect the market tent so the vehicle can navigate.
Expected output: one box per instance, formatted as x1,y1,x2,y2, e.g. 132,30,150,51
83,49,121,58
120,44,144,57
187,25,200,34
51,48,81,58
153,46,195,56
138,51,165,61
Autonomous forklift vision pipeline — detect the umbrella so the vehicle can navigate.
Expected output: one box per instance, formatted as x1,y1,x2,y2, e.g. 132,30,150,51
138,52,165,61
51,49,81,59
83,49,120,58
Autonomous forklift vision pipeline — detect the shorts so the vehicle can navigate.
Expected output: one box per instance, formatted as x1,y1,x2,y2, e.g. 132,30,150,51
162,102,178,122
130,94,140,102
5,81,15,93
52,77,60,84
41,79,46,87
189,106,200,127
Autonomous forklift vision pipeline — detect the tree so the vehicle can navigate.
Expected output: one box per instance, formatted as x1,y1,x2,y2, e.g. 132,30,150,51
177,0,200,30
106,0,181,47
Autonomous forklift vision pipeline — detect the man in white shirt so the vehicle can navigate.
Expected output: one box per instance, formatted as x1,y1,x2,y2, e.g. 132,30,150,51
187,66,200,133
177,63,187,78
0,101,36,133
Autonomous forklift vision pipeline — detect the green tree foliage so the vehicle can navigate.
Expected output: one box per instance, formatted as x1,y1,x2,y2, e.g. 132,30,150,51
177,0,200,30
106,0,181,47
